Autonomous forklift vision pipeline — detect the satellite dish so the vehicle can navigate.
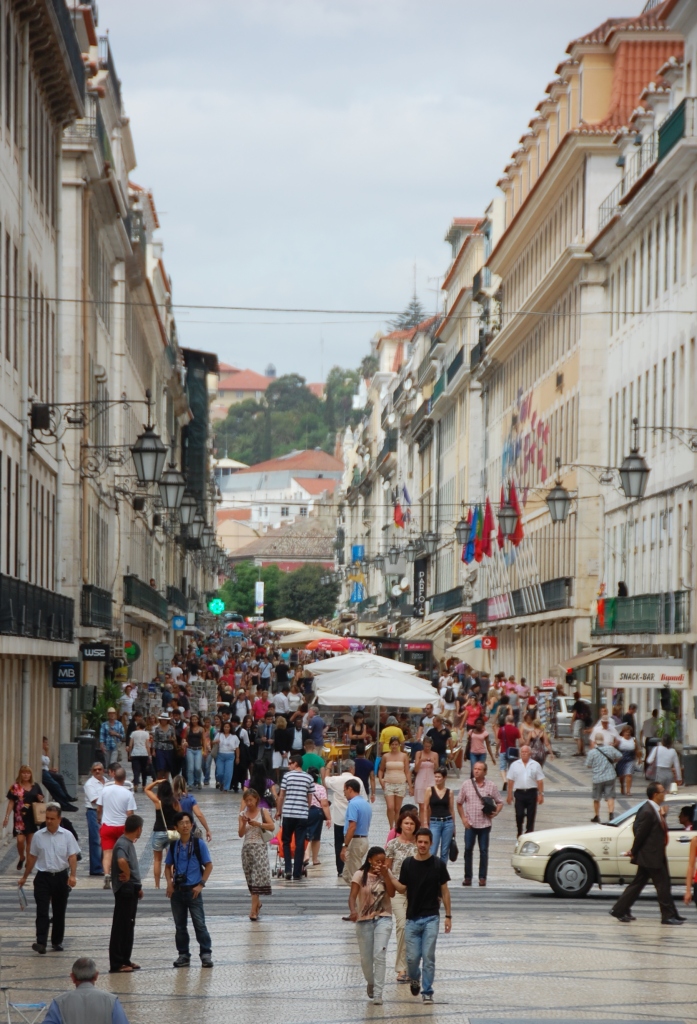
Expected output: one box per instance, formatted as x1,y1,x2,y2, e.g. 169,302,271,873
400,577,410,591
387,412,396,426
391,584,402,598
404,377,413,392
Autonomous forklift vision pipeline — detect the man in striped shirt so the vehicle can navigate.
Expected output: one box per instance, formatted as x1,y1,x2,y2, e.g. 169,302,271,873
276,754,315,880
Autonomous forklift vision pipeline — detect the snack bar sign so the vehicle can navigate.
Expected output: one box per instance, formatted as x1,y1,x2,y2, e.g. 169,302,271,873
598,659,688,689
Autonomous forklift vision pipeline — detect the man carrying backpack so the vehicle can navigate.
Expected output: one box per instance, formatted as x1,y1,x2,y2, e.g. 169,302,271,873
164,811,213,968
439,676,457,724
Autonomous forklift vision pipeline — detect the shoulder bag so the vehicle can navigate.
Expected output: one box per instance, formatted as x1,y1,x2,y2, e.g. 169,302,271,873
32,802,47,825
470,779,497,817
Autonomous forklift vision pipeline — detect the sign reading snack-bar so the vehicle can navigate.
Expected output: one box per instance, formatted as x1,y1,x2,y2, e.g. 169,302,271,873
598,658,688,689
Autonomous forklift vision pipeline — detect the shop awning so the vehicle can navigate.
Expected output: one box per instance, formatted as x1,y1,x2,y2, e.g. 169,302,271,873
445,634,492,672
553,646,623,674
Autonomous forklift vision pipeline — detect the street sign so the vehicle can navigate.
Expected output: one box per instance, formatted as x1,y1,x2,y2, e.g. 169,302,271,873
480,636,497,650
172,615,186,630
124,640,141,663
154,642,175,662
52,661,81,688
80,642,110,661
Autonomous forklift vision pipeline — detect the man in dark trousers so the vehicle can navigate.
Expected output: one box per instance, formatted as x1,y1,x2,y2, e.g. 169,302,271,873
610,782,684,924
109,814,144,973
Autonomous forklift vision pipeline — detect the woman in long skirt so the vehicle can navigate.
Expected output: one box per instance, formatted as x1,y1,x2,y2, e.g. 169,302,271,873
238,788,273,920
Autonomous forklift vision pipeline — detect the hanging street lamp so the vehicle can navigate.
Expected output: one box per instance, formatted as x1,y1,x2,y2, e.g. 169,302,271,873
158,463,187,510
619,417,651,499
404,538,417,562
178,490,198,527
545,457,572,524
388,545,399,565
454,516,469,546
130,426,167,485
422,531,438,555
497,502,518,538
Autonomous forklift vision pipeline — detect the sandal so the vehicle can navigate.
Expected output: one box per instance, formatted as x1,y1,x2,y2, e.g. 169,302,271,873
129,963,141,970
249,914,258,921
110,966,133,973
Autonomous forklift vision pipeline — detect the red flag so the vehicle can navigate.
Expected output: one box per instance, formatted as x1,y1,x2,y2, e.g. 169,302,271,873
509,479,524,547
497,486,505,550
394,502,404,529
482,497,494,558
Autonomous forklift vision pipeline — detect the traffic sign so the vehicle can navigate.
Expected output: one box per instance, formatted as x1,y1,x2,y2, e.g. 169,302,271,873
172,615,186,631
154,642,175,662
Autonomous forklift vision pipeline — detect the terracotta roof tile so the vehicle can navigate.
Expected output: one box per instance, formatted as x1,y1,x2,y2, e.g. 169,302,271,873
218,369,272,392
293,477,339,495
307,382,325,399
216,508,252,522
235,449,344,476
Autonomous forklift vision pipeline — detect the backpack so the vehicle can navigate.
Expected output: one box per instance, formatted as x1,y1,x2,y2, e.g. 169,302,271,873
263,786,277,809
444,686,455,704
172,837,207,877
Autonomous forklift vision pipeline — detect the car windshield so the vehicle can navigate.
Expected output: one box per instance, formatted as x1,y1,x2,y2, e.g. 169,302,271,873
606,800,646,826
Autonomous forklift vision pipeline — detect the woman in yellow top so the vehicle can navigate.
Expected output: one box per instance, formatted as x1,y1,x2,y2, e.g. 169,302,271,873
379,716,405,753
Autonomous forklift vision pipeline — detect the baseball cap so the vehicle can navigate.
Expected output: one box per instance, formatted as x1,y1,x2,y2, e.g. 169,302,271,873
107,707,117,713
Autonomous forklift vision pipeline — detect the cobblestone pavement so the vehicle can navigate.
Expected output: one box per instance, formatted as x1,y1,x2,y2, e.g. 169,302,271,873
0,743,694,1023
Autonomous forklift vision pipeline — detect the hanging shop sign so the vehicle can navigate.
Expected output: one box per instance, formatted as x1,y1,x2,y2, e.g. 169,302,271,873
80,643,111,661
52,661,81,688
598,659,688,689
413,558,427,619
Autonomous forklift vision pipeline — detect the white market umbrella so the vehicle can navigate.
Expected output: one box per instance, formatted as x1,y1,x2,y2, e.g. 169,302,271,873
309,653,418,677
278,628,337,647
269,617,329,633
316,661,436,708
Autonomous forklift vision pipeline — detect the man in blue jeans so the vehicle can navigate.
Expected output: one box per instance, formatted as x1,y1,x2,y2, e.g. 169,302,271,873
393,827,451,1003
456,760,503,886
83,762,106,875
164,811,213,968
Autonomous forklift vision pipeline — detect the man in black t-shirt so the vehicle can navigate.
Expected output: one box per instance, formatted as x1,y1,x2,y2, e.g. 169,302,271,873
426,718,452,767
394,827,451,1003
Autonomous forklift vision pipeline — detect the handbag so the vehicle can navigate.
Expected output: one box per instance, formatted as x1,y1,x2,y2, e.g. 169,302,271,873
448,836,459,862
645,755,657,781
32,802,47,825
470,779,497,817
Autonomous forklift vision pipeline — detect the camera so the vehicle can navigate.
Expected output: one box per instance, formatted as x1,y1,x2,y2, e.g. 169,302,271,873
174,873,188,887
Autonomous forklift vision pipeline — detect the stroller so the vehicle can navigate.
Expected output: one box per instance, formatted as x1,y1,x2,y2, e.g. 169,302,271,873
270,828,309,878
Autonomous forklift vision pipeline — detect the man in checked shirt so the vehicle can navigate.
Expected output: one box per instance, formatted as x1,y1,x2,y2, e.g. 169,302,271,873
456,761,504,887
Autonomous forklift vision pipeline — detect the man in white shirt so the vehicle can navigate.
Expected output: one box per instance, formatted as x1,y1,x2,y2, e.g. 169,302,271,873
506,745,545,836
97,767,137,887
439,678,457,723
274,686,291,716
589,712,620,749
19,804,79,954
83,763,106,876
322,759,367,877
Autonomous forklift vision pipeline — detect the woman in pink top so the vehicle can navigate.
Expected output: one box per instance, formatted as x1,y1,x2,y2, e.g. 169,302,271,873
467,717,496,770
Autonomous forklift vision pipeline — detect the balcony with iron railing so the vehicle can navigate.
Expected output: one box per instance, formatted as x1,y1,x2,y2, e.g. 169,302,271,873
430,586,464,614
99,36,122,112
658,97,697,161
591,590,690,636
51,0,86,102
446,347,464,385
167,585,188,613
470,340,484,371
432,372,445,404
80,584,113,630
123,574,168,622
64,95,113,166
0,575,74,641
377,429,398,465
472,266,491,298
410,399,432,439
471,576,573,623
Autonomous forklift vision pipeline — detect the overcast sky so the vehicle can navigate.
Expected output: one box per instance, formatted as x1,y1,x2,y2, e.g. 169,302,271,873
100,0,637,381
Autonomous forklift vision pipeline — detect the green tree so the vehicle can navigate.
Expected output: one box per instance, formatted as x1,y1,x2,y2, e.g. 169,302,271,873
388,294,427,330
278,563,339,622
324,366,361,431
219,562,284,620
359,353,378,379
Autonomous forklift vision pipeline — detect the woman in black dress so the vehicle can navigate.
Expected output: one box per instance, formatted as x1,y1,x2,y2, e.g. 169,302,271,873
3,765,44,869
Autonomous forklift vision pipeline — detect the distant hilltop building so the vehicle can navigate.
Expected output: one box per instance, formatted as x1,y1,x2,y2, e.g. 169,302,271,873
211,363,326,420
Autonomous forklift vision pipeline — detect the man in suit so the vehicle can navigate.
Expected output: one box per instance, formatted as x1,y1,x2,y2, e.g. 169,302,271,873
610,782,684,924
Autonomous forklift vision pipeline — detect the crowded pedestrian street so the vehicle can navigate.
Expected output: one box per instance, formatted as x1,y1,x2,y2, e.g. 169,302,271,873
1,742,694,1024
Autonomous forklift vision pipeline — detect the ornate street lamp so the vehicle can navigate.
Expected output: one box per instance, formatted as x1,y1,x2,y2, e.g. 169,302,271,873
422,531,438,555
454,516,469,546
546,458,572,525
497,502,518,538
178,490,198,527
130,426,167,485
201,525,215,551
189,512,205,540
373,553,385,572
388,545,399,565
404,538,417,562
619,418,651,499
158,463,186,510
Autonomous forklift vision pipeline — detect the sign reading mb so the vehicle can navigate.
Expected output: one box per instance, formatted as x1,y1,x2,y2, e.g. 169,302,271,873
52,661,81,688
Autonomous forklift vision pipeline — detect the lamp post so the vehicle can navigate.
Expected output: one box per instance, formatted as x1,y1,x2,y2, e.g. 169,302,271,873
545,457,572,525
388,545,399,565
178,490,198,528
422,531,438,555
497,502,518,539
373,553,385,572
404,538,417,562
619,418,651,499
130,426,167,485
158,463,186,511
454,516,469,546
189,512,205,541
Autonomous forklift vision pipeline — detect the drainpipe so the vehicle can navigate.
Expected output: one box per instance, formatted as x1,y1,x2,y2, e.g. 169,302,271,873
19,22,29,763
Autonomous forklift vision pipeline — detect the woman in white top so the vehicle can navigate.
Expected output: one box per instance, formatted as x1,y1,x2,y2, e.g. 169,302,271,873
288,681,304,714
127,725,153,792
215,721,240,792
646,735,682,789
616,724,639,796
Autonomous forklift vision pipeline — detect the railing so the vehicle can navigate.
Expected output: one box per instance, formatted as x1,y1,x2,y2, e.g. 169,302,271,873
99,36,122,112
123,575,168,622
472,267,491,296
64,95,112,165
471,598,488,622
410,399,431,437
51,0,85,102
417,352,434,385
591,590,691,636
447,347,464,384
166,585,188,613
378,430,398,463
541,576,573,611
598,129,658,230
658,97,697,162
471,576,573,623
189,587,202,608
470,340,483,371
0,574,74,641
80,584,113,630
430,586,464,614
432,372,445,404
393,380,404,405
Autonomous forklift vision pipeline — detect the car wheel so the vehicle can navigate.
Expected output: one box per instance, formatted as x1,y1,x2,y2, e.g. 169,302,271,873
547,851,594,898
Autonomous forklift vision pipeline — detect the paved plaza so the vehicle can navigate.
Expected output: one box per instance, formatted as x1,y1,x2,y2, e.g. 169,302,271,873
0,746,695,1024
